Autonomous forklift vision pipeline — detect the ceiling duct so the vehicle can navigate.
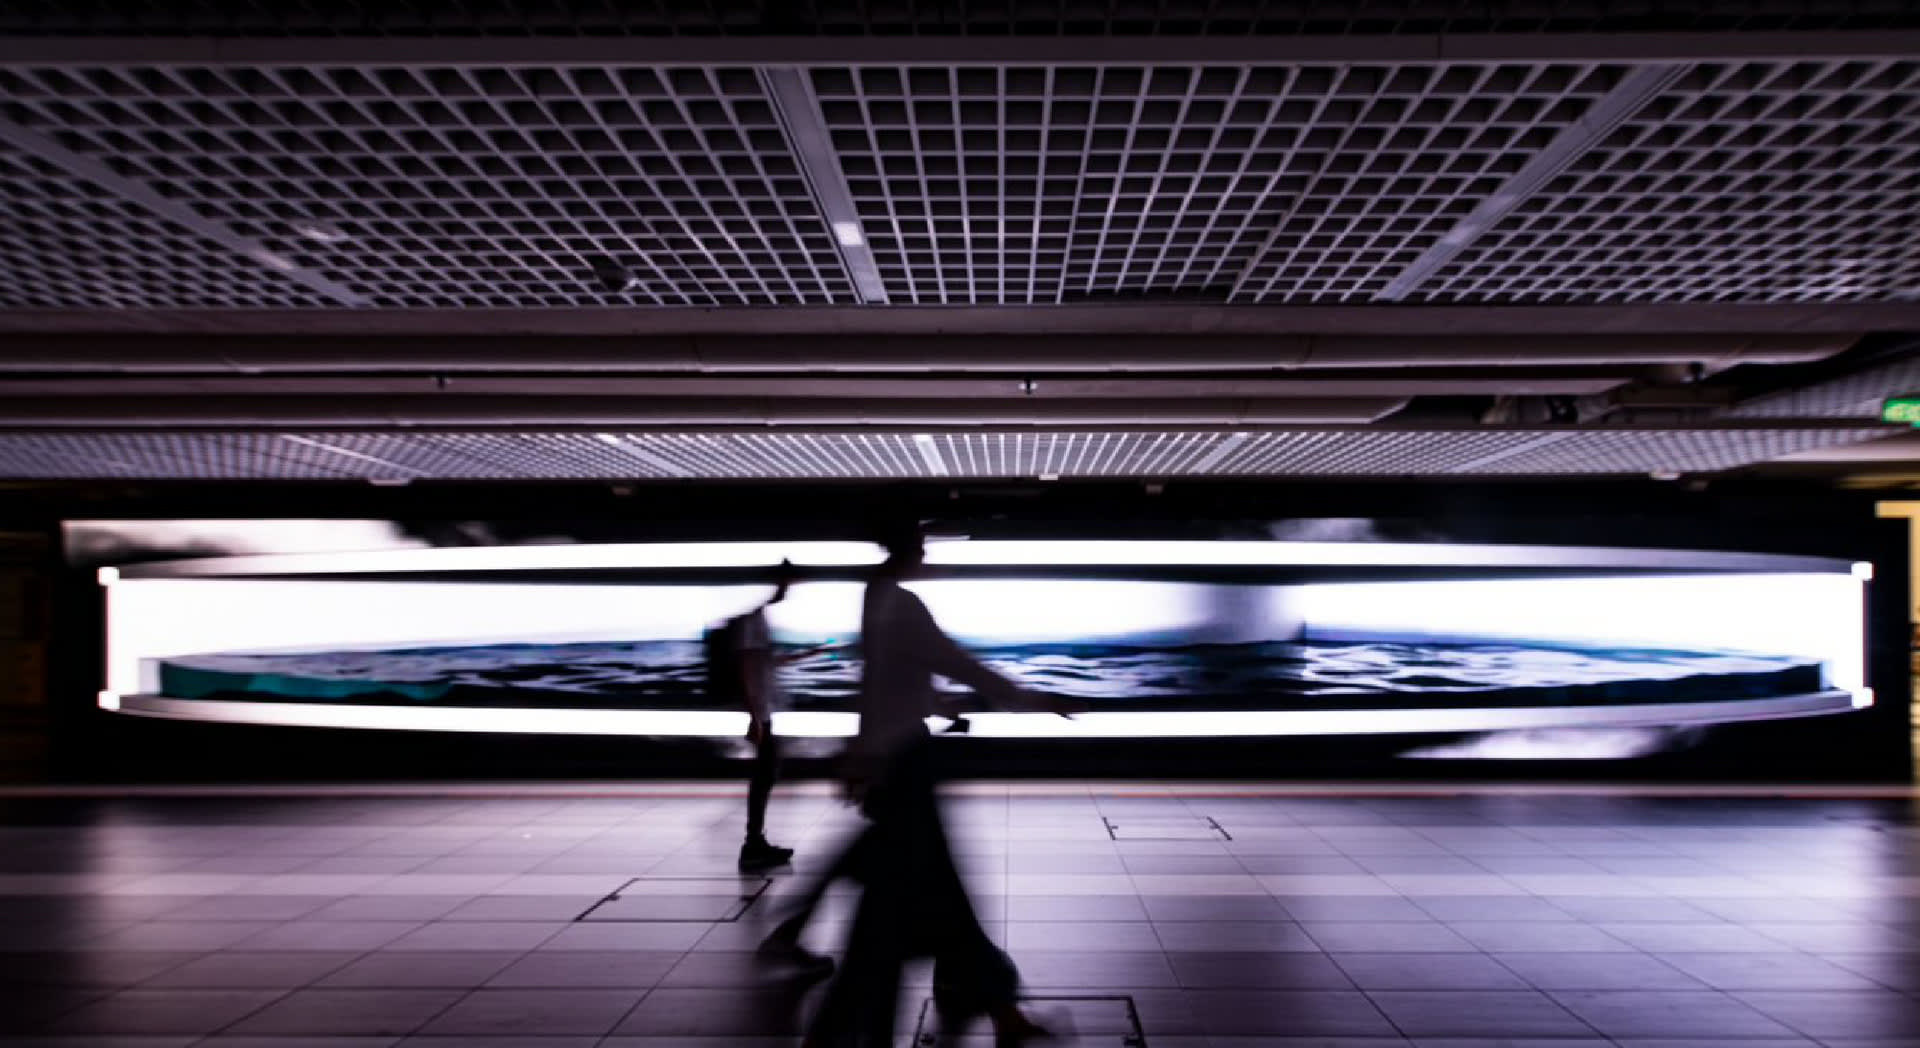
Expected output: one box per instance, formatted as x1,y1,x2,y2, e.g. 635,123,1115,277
0,396,1413,428
0,333,1854,374
0,374,1630,398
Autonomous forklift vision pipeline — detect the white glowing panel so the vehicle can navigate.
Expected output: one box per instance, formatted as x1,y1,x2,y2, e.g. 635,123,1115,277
106,538,1846,578
93,538,1872,743
1289,574,1868,697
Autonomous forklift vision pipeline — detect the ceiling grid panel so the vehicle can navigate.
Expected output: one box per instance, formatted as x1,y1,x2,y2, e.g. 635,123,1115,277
2,3,1919,37
1414,59,1920,304
0,61,858,308
0,146,336,308
1230,63,1634,304
0,426,1891,479
1466,426,1896,473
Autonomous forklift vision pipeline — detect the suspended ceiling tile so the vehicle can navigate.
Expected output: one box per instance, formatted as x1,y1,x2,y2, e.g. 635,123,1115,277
814,63,1630,305
0,148,332,308
0,63,857,308
1415,60,1920,305
1462,426,1895,474
0,2,1914,36
1731,352,1920,420
0,426,1890,480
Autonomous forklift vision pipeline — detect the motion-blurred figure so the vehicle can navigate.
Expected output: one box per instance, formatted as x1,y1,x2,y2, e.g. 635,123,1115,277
803,521,1081,1048
719,558,802,872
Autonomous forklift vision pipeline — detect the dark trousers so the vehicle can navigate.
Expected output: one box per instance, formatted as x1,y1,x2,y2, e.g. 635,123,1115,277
768,828,870,942
805,735,1018,1046
745,731,781,841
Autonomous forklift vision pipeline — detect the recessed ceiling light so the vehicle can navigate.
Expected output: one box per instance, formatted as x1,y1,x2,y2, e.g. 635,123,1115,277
831,221,866,247
291,219,350,244
248,248,298,272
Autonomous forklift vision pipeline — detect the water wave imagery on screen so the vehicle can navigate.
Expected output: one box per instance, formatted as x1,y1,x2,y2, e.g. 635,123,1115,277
157,639,1820,712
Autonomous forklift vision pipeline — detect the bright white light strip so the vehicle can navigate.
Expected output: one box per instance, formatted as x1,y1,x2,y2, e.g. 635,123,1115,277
114,539,1852,579
97,566,119,585
97,690,120,711
111,690,1856,737
831,220,866,247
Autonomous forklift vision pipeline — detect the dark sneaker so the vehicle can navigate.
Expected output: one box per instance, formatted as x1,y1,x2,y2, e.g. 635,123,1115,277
738,839,794,871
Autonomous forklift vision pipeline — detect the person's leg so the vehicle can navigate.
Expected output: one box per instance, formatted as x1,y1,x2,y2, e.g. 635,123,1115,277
763,826,869,947
739,734,792,871
804,752,917,1047
744,731,779,842
904,741,1038,1043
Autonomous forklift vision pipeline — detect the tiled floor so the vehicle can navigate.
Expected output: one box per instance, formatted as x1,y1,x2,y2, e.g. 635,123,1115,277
0,781,1918,1046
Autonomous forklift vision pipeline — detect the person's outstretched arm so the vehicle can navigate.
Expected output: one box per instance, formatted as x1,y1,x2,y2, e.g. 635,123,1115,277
907,596,1082,717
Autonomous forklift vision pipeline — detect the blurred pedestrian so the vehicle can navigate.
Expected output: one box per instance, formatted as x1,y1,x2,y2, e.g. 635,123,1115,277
802,521,1082,1048
720,558,802,872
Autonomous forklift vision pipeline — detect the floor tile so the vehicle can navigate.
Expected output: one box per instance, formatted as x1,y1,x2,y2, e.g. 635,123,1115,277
234,922,421,952
1165,950,1356,989
487,950,682,989
222,990,465,1036
1597,922,1799,953
1492,951,1704,990
0,951,201,988
140,952,362,988
303,898,471,923
1003,894,1149,922
48,989,287,1035
536,923,710,952
1659,952,1889,990
1153,920,1321,952
415,989,642,1036
1368,990,1595,1038
1014,949,1177,988
1334,952,1530,990
1006,920,1162,952
1301,922,1475,953
1549,990,1804,1039
1140,895,1288,922
1184,989,1398,1036
383,923,564,952
611,988,813,1037
1733,990,1920,1039
1408,896,1574,922
1445,921,1634,952
317,951,524,989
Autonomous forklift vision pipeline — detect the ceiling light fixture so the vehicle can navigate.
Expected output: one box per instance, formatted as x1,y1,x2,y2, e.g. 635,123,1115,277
291,219,350,244
831,221,866,247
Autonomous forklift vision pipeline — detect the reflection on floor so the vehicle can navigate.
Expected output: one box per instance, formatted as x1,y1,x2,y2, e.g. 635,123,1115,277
0,780,1918,1046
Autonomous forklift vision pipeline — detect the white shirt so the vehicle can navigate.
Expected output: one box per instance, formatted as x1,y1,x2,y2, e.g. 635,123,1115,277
853,578,1032,759
732,607,787,715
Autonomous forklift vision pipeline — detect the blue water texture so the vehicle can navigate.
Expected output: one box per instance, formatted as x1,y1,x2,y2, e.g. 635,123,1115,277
157,638,1822,711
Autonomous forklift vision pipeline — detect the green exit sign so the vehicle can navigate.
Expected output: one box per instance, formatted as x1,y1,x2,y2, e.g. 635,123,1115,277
1885,398,1920,425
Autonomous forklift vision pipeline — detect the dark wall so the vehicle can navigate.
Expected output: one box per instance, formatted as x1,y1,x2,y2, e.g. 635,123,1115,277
13,476,1913,784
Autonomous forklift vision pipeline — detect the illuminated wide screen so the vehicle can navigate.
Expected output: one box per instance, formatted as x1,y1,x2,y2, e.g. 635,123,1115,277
72,520,1871,748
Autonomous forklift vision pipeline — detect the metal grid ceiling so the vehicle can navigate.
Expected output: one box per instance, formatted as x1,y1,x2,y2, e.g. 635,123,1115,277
0,64,854,307
1417,60,1920,304
2,2,1916,36
1731,350,1920,420
1,53,1918,308
0,427,1887,480
817,63,1625,304
0,148,329,308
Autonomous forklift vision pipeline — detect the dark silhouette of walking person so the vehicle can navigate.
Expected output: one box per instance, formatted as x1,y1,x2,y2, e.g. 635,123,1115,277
727,558,801,872
802,521,1082,1048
